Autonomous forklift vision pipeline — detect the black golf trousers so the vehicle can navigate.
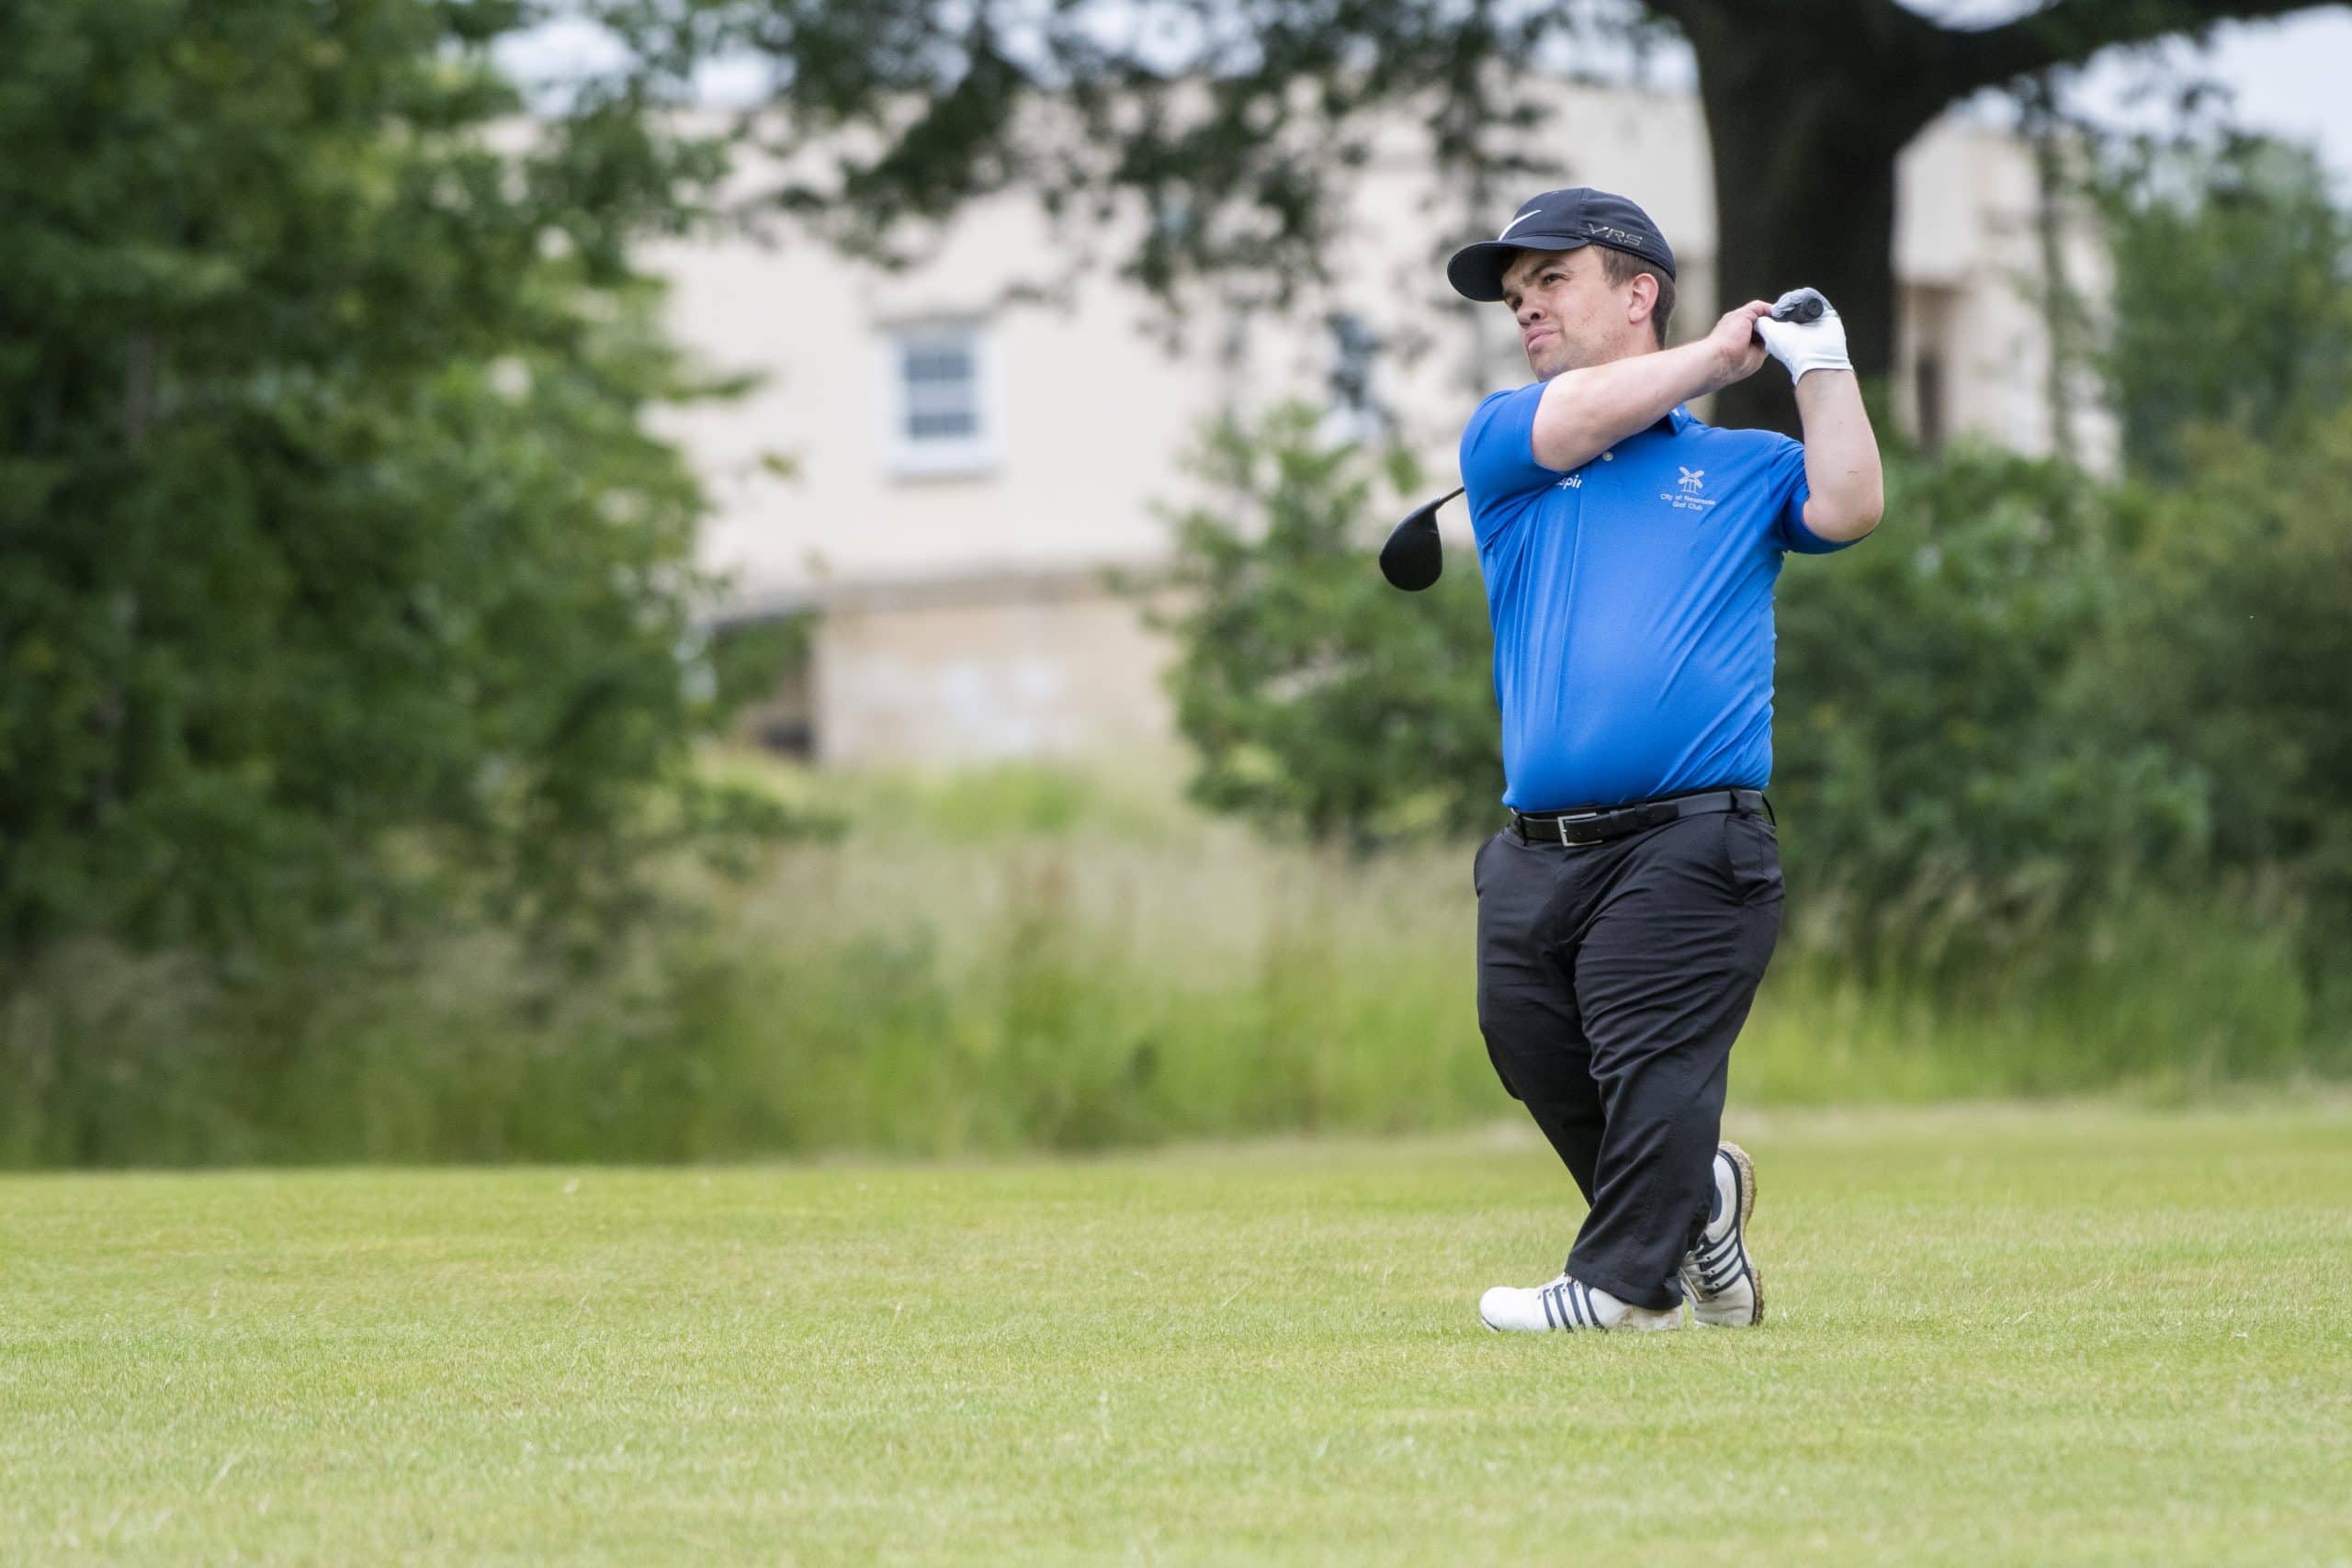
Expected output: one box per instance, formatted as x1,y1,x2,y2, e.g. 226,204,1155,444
1473,805,1783,1311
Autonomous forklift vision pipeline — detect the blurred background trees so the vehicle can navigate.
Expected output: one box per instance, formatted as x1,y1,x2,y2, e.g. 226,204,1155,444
607,0,2340,429
2098,131,2352,478
1154,409,1501,845
0,0,781,979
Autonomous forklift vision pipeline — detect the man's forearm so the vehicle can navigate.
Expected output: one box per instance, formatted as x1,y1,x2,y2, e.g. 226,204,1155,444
1793,370,1883,542
1531,340,1726,471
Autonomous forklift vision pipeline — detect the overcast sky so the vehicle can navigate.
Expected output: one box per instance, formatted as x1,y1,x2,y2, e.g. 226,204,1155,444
500,6,2352,186
1622,6,2352,186
2059,10,2352,184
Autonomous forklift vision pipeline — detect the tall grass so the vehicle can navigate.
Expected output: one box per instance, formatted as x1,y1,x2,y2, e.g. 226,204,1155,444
2,759,2341,1167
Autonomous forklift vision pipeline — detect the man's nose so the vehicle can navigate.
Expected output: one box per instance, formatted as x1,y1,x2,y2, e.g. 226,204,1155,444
1516,302,1545,328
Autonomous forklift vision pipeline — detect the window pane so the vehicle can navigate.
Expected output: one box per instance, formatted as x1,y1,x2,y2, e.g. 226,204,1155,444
905,382,972,415
908,409,978,439
903,346,973,384
891,325,989,457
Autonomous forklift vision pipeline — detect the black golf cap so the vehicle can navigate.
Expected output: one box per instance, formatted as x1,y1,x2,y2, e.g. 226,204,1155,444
1446,187,1676,302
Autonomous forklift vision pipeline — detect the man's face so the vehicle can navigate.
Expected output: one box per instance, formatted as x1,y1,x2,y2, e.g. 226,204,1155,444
1501,248,1642,379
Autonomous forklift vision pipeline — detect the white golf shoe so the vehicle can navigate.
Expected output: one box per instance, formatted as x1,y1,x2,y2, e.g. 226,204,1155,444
1479,1271,1685,1334
1679,1141,1764,1327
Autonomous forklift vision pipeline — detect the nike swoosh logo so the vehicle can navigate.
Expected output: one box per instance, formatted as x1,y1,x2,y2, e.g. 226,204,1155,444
1496,209,1544,241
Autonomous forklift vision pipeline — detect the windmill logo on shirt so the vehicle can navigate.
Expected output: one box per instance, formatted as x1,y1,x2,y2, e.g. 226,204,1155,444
1660,466,1718,513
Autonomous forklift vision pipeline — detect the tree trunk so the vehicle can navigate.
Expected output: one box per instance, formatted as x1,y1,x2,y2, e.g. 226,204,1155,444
1684,16,1934,434
2021,73,2081,464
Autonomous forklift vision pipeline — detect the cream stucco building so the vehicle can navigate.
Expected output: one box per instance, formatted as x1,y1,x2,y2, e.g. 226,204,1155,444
648,83,2111,766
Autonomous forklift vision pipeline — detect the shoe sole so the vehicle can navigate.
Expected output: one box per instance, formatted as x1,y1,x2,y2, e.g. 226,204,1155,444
1479,1311,1682,1334
1478,1297,1688,1334
1701,1140,1764,1328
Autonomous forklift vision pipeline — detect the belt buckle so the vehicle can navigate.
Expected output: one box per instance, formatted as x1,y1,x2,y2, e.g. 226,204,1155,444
1556,810,1600,847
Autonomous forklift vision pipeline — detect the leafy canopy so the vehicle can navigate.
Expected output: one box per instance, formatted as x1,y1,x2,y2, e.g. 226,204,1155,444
0,0,765,968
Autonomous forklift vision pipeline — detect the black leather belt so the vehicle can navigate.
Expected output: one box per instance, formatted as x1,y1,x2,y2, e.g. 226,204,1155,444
1510,787,1770,847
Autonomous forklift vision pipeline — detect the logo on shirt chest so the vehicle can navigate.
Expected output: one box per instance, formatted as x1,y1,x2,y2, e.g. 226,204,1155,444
1660,466,1717,513
1555,473,1583,490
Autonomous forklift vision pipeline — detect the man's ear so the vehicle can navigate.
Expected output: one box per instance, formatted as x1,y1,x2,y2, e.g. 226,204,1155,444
1626,271,1659,330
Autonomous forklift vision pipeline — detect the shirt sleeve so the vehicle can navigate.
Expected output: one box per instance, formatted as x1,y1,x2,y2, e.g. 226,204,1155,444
1766,432,1855,555
1459,384,1563,545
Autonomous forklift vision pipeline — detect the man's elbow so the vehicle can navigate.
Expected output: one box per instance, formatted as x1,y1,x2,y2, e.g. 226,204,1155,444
1805,490,1883,543
1529,403,1608,473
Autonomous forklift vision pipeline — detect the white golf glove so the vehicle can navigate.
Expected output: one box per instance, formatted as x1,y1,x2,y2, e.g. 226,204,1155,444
1756,288,1851,383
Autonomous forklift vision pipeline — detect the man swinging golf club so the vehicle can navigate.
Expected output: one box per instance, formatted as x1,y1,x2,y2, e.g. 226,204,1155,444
1430,187,1883,1332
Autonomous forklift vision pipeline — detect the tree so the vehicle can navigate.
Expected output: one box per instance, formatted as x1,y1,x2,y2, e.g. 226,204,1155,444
1765,445,2204,969
598,0,2337,431
1156,407,1500,845
2095,130,2352,480
0,0,772,971
2109,406,2352,946
1666,0,2333,429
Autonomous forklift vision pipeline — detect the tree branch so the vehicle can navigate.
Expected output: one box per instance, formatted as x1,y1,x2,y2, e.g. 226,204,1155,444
1928,0,2337,100
1636,0,1704,25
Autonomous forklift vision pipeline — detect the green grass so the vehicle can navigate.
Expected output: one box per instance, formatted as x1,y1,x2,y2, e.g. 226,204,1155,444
6,1101,2349,1562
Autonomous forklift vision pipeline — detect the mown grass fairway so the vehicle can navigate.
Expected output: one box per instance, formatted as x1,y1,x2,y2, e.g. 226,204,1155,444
6,1102,2349,1563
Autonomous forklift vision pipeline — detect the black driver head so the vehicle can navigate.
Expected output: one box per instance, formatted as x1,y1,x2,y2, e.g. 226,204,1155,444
1379,487,1461,592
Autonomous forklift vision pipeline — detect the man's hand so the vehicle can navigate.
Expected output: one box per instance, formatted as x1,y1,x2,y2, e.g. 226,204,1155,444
1776,286,1879,543
1757,288,1853,383
1705,301,1773,391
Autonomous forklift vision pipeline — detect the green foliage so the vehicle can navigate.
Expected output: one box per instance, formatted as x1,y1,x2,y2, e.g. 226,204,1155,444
6,820,2333,1168
1156,407,1499,844
594,0,2305,392
1769,444,2204,969
2098,133,2352,482
2108,407,2352,972
0,1,764,968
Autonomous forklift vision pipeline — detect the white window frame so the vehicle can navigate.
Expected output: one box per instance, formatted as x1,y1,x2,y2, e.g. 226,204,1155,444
882,318,1001,479
1320,310,1389,449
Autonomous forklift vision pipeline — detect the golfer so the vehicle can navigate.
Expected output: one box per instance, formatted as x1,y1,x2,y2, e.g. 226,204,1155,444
1448,188,1883,1332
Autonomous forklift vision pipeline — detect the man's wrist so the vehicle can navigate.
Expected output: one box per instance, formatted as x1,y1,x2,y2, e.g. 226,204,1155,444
1694,337,1746,399
1792,367,1860,406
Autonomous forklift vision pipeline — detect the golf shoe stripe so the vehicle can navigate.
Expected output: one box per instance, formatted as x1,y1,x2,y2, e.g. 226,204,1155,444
1541,1285,1560,1329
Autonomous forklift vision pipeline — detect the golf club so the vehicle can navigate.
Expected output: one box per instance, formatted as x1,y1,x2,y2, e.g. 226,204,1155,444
1378,485,1462,591
1378,289,1828,592
1771,288,1827,324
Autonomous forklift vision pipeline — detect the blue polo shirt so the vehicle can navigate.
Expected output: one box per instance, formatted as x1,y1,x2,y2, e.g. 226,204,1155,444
1460,383,1856,812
